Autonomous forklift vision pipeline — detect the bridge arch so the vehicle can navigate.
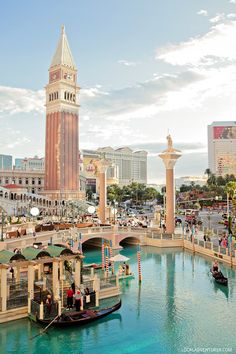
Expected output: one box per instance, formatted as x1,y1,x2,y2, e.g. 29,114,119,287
82,235,112,248
119,236,140,246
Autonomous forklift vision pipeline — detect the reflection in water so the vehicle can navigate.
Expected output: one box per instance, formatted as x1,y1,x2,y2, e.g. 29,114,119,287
137,283,142,319
192,253,195,277
165,253,176,329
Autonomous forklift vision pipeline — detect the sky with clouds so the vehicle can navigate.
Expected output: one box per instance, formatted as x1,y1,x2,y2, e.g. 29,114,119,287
1,0,236,183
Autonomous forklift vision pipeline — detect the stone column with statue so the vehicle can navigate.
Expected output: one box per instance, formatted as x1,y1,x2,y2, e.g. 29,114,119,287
94,158,111,224
159,135,182,234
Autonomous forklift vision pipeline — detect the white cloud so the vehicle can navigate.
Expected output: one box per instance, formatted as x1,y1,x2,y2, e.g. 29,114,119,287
117,60,137,67
0,129,31,151
209,13,225,23
6,137,31,149
82,115,90,121
156,19,236,66
227,13,236,18
197,9,208,16
230,0,236,4
0,86,44,115
81,86,109,98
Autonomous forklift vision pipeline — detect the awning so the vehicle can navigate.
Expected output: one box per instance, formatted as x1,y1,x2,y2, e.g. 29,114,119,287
21,247,51,260
110,254,130,262
46,245,73,257
0,250,25,264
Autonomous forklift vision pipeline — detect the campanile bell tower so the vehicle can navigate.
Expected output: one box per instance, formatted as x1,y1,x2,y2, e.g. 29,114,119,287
44,26,80,200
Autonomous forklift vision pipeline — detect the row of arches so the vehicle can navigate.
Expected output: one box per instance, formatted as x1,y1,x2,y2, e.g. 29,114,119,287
0,187,73,210
49,92,58,101
0,188,50,206
64,91,76,102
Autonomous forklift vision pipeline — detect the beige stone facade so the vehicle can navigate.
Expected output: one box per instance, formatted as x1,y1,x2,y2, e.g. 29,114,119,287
0,169,44,194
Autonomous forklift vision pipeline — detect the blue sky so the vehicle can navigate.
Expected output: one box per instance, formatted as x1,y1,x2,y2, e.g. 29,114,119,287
1,0,236,182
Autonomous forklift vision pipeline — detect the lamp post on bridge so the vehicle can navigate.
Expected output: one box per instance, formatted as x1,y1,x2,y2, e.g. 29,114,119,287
1,208,6,242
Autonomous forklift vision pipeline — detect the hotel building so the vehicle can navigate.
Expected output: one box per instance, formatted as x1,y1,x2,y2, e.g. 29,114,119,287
208,121,236,176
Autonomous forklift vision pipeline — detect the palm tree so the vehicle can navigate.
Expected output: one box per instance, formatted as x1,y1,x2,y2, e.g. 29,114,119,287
207,173,217,187
204,168,212,179
224,181,236,235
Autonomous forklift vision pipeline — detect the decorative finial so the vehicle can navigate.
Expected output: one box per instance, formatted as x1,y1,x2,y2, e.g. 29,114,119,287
167,134,173,150
61,25,65,34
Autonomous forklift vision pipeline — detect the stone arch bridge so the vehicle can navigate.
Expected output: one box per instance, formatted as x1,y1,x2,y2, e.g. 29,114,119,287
77,227,147,249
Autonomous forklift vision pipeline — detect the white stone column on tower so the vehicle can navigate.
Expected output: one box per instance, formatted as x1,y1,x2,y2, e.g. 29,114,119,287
159,135,181,234
0,265,8,312
52,259,60,300
94,158,111,224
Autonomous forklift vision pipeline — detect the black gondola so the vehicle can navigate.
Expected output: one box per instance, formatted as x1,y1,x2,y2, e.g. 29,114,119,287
36,300,121,328
210,269,228,286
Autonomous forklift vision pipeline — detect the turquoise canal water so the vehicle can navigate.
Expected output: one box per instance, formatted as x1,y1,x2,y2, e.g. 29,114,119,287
1,246,236,354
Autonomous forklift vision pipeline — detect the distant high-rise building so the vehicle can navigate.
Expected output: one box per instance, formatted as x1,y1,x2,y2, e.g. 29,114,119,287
44,26,80,200
208,121,236,176
14,158,24,170
97,147,147,186
0,154,12,170
14,156,44,171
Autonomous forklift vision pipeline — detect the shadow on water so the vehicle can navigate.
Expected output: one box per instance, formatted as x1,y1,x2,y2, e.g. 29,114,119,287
50,312,123,334
213,281,229,300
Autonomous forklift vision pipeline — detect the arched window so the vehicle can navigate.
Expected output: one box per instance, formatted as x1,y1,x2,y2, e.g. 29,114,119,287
64,91,67,100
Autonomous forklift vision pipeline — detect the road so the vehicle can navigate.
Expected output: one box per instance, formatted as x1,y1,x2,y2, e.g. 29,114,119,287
199,210,226,233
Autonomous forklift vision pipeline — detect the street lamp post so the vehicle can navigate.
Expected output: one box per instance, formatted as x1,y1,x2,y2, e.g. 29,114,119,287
227,192,229,219
1,209,5,242
207,212,211,230
113,200,118,224
108,201,111,224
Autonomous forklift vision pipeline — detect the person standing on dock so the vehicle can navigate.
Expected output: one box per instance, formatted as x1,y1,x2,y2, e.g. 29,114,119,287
75,290,82,311
67,288,74,310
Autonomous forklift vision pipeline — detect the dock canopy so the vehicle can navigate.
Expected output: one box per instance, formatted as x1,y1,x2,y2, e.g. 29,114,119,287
0,250,25,264
22,247,51,260
110,254,130,262
46,245,73,257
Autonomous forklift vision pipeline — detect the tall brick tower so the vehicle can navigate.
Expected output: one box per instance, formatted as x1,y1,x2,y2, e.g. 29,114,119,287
44,26,80,201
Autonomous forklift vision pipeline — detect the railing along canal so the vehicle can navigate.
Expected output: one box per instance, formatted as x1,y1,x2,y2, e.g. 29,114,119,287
7,279,28,310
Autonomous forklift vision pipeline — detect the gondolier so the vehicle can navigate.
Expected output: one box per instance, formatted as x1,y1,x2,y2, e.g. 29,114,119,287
74,290,82,311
